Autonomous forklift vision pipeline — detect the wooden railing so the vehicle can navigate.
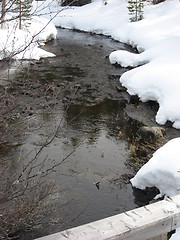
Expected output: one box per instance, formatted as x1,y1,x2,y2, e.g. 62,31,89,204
35,194,180,240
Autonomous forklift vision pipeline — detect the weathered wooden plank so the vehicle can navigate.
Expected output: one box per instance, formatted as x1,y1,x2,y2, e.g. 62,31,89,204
35,195,180,240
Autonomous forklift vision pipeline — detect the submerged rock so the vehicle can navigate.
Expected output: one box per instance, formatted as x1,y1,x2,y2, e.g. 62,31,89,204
137,126,165,143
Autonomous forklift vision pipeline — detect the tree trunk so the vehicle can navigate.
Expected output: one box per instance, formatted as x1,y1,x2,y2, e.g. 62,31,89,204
19,0,22,29
1,0,6,29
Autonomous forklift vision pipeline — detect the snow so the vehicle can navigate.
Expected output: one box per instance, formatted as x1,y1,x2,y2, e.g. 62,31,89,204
1,0,180,238
131,137,180,198
29,16,57,43
170,228,180,240
0,14,57,60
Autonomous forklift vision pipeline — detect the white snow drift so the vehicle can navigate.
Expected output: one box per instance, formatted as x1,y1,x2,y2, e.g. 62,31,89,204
131,137,180,198
0,16,57,60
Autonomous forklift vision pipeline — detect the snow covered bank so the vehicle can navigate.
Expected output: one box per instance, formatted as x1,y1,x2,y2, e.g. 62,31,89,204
110,1,180,129
131,137,180,198
0,15,57,60
130,137,180,239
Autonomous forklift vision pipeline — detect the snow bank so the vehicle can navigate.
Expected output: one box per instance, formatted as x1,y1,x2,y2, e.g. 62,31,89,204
0,16,57,60
111,7,180,129
131,137,180,239
34,0,129,36
29,16,57,43
131,137,180,198
109,50,148,67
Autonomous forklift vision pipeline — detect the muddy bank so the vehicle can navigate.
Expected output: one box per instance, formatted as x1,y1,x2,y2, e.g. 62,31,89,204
0,28,180,239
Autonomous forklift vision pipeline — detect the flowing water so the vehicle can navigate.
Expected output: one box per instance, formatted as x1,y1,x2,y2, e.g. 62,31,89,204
1,29,179,239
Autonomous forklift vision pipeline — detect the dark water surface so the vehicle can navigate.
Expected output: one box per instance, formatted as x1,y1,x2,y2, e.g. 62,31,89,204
1,28,174,239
